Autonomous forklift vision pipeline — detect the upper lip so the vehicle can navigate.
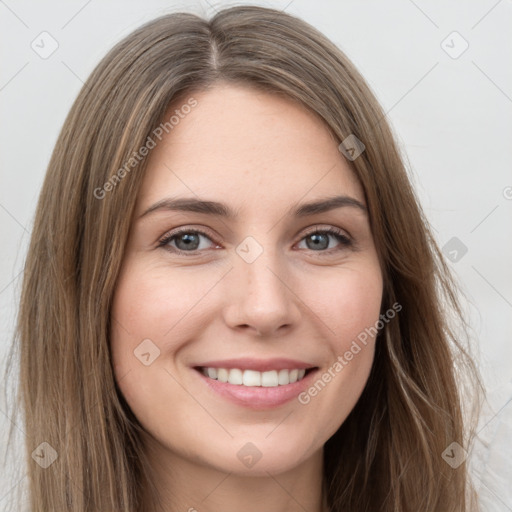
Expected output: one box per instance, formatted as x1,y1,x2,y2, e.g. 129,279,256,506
193,358,317,372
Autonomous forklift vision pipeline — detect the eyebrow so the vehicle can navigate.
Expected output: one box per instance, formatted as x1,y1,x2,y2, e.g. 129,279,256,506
138,194,367,220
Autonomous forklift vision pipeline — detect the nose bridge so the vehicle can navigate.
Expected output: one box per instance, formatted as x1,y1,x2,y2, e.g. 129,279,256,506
224,234,300,335
240,243,282,296
235,235,287,303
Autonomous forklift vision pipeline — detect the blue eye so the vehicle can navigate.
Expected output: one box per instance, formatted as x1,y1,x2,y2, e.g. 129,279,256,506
158,227,353,255
297,228,352,252
158,229,215,253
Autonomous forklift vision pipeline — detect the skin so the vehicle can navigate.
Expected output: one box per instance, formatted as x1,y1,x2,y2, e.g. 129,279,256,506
110,83,383,512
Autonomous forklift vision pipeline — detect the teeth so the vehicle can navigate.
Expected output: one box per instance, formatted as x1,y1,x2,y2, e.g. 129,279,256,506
243,370,261,387
228,368,243,385
200,367,308,387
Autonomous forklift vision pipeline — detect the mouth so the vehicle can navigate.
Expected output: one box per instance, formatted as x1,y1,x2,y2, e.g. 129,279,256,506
193,365,320,409
194,366,317,387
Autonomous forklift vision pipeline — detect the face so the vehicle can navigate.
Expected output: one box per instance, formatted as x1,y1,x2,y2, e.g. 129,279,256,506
110,83,383,477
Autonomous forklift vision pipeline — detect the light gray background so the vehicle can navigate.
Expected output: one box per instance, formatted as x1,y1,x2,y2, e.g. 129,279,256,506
1,0,511,510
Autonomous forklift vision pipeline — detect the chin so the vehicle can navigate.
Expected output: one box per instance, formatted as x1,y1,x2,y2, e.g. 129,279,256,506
198,437,319,477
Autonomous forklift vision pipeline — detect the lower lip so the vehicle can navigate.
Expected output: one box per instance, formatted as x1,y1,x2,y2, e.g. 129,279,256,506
194,368,319,410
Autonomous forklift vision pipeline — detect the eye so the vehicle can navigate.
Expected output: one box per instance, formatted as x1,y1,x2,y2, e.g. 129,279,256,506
157,226,353,255
158,228,217,253
296,227,353,253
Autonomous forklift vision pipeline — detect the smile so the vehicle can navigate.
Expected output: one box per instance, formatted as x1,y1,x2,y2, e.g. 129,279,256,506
193,365,319,409
197,367,314,387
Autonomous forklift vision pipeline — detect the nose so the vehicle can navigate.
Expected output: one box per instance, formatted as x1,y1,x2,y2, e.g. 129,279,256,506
222,244,302,338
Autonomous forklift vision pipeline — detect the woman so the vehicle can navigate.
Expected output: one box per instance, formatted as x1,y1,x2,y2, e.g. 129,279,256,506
6,5,483,511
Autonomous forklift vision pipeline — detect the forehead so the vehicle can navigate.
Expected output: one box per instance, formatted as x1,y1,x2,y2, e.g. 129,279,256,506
136,84,364,216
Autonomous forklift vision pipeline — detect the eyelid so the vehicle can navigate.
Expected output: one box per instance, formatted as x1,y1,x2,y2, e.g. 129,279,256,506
301,224,351,239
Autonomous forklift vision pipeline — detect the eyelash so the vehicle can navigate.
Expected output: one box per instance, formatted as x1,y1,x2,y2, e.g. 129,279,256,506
157,226,353,256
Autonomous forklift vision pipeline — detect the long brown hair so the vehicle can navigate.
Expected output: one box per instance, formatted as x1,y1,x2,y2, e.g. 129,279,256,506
4,5,483,511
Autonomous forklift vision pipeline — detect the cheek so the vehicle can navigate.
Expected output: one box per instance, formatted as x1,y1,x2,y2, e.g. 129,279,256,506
310,264,383,348
109,260,219,400
295,264,382,433
110,261,213,350
109,268,184,433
